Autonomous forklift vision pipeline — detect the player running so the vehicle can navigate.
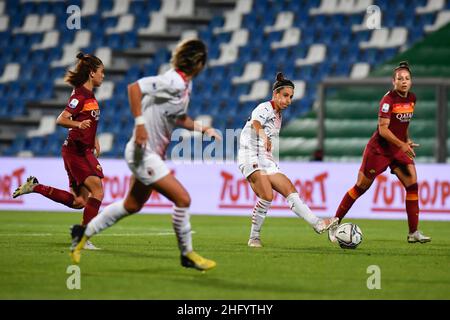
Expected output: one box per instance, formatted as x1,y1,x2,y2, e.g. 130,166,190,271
328,61,431,244
70,39,219,271
238,72,339,248
13,52,105,250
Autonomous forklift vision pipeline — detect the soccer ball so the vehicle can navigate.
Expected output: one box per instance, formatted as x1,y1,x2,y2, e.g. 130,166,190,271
335,223,363,249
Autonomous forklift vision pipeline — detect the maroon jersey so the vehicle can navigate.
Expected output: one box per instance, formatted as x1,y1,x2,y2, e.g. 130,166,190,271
63,86,100,154
367,90,416,154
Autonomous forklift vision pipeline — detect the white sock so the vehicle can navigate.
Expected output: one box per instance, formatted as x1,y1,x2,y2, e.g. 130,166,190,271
172,206,193,256
250,198,271,239
85,200,130,237
287,193,319,226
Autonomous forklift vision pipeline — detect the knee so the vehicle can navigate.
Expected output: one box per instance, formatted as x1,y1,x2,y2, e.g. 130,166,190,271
123,201,142,214
92,187,104,201
258,191,273,202
174,193,191,208
72,197,86,209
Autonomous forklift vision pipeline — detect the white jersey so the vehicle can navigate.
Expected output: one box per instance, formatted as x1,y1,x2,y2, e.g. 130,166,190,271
133,68,192,158
239,101,282,159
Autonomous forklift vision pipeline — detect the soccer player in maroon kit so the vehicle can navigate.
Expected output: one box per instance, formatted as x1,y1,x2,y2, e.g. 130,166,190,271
13,52,105,249
328,61,431,243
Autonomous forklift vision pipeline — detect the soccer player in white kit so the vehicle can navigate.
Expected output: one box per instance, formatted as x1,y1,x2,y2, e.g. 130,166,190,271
70,39,219,271
238,73,339,247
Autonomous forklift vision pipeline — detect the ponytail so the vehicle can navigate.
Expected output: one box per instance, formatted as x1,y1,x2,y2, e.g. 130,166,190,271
272,72,294,92
64,52,103,87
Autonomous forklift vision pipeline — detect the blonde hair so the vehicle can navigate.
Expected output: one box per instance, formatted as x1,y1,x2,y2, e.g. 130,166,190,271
170,39,207,76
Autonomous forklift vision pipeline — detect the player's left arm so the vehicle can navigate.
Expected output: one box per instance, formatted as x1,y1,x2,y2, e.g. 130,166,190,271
176,115,222,140
94,136,100,157
406,128,420,149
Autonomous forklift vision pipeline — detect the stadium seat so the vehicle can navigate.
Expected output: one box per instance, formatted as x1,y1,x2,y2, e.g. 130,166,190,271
271,28,301,49
264,12,294,33
106,14,135,34
350,62,370,78
0,63,20,83
416,0,445,14
295,44,327,66
103,0,130,17
424,10,450,32
81,0,99,16
239,80,270,102
139,12,166,35
214,12,242,34
0,15,9,32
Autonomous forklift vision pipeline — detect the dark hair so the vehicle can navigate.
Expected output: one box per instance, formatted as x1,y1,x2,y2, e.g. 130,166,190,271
64,52,103,87
171,39,207,76
272,72,295,92
392,61,411,78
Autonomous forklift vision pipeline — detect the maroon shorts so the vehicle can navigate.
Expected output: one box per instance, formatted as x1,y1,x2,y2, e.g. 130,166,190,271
360,143,414,180
62,149,104,191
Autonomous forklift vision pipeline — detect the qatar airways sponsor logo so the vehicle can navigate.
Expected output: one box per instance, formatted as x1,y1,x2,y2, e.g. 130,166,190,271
91,109,100,121
0,167,25,204
395,112,413,122
371,174,450,213
218,170,328,210
102,172,173,208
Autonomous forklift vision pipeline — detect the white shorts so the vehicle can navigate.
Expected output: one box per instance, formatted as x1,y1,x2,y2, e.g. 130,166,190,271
237,149,281,179
125,142,170,185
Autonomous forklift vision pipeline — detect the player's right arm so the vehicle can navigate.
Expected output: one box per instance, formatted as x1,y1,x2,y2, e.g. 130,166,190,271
56,110,91,129
378,117,415,159
252,120,271,152
250,104,271,151
127,82,148,147
377,94,415,159
57,95,91,129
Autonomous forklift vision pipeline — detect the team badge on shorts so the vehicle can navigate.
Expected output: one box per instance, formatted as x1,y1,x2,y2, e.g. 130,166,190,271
252,163,258,169
369,169,376,174
96,164,102,172
147,169,154,176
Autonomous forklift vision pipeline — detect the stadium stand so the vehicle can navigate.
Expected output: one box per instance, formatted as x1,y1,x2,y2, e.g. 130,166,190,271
0,0,448,163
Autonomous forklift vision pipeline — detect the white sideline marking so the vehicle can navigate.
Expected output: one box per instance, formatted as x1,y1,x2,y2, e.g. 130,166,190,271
0,233,53,236
0,231,196,237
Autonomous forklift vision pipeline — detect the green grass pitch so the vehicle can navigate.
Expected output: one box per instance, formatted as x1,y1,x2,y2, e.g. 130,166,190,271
0,211,449,299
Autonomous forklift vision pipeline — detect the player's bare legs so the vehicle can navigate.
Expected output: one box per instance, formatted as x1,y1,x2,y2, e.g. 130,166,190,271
123,175,154,213
246,170,273,247
151,174,216,271
393,165,430,243
269,173,338,234
150,174,191,207
79,176,103,227
13,176,81,209
70,185,89,209
329,171,373,242
336,171,373,222
71,175,151,262
69,176,104,250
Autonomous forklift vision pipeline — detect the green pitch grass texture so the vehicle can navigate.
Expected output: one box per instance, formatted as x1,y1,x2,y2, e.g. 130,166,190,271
0,211,449,299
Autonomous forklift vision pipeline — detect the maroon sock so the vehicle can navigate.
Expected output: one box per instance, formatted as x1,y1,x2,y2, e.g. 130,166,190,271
405,183,419,233
335,185,366,222
34,184,75,208
82,197,102,226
